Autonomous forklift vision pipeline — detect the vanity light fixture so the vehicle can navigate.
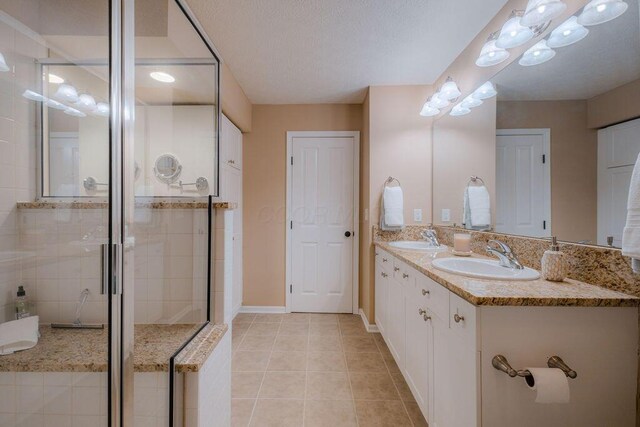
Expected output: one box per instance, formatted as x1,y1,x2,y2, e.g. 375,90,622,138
547,16,589,47
496,12,535,49
45,99,67,110
450,104,471,116
429,92,450,109
439,77,462,101
521,0,567,27
150,71,175,83
472,81,498,100
94,102,110,117
22,90,46,102
519,40,556,66
48,74,64,84
476,34,510,67
420,100,440,117
0,53,9,72
461,95,483,109
63,106,87,117
578,0,628,26
74,93,97,111
54,84,79,103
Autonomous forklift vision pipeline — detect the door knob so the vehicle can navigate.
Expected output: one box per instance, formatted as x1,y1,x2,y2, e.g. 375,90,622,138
345,231,352,237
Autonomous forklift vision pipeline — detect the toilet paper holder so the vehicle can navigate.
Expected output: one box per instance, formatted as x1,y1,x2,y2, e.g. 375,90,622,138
492,355,577,379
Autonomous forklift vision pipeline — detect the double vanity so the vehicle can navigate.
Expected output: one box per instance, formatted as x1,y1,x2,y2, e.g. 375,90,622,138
374,235,638,427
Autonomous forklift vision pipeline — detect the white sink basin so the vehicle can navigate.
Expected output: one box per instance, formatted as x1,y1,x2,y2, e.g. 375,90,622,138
431,257,540,281
389,241,448,252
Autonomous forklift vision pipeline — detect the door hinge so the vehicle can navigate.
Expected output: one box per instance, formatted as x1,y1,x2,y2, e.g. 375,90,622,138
542,154,546,164
290,221,293,229
291,156,293,166
290,284,293,293
543,220,547,230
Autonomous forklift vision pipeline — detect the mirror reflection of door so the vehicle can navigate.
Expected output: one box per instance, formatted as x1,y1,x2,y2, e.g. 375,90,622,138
49,132,80,196
495,129,551,238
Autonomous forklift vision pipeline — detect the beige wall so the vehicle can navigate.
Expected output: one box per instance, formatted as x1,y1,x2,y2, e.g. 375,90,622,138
432,97,497,227
360,85,433,322
588,78,640,129
243,104,363,307
221,62,252,132
359,91,372,320
497,100,597,243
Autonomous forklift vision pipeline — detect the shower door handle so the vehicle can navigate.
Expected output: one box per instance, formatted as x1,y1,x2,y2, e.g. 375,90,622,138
101,243,123,295
101,244,109,295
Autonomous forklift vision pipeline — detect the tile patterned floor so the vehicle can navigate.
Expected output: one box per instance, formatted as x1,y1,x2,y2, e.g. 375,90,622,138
231,313,429,427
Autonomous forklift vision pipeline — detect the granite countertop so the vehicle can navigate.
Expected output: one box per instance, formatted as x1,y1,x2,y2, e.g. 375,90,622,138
0,323,228,373
375,241,640,307
16,200,237,210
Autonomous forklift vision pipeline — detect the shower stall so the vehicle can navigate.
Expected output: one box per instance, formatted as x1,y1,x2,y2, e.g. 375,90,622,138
0,0,222,425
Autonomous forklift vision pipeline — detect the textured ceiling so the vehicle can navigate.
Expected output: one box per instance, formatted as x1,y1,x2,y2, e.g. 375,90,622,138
495,0,640,101
185,0,509,104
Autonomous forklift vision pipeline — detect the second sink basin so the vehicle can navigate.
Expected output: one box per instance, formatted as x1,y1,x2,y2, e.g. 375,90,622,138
431,257,540,281
389,241,448,252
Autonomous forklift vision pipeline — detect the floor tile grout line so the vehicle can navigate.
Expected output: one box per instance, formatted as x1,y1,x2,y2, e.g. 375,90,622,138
342,322,361,427
379,337,416,427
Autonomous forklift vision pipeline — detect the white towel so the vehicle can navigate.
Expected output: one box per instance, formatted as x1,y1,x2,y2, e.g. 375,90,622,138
0,316,39,355
466,185,491,227
383,186,404,228
622,153,640,273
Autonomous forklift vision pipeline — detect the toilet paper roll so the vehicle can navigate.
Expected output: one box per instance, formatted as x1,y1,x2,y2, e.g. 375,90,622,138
525,367,570,404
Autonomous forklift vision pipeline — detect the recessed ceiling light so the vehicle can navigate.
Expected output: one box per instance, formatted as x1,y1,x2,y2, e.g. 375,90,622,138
150,71,175,83
48,74,64,84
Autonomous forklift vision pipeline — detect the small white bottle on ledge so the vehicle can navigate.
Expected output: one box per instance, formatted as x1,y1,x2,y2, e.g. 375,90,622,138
541,236,567,282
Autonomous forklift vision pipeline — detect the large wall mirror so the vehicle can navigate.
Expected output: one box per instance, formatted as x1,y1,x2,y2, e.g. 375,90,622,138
433,0,640,248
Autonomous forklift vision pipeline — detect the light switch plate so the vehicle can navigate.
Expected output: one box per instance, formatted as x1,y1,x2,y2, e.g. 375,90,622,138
413,209,423,222
441,209,451,222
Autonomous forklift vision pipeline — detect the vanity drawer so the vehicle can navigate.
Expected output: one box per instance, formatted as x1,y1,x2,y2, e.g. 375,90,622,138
449,292,477,341
393,259,414,285
417,275,449,321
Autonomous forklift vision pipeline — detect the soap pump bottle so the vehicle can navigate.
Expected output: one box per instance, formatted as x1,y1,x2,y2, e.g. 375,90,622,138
541,237,567,282
15,285,31,320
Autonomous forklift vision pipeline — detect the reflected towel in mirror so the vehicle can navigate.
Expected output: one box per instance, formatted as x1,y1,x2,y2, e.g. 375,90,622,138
622,153,640,273
464,185,491,228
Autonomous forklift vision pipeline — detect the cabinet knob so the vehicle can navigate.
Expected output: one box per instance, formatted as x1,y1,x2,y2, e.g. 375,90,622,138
421,289,429,296
394,267,400,272
382,258,388,262
423,314,431,322
418,308,426,315
381,272,388,278
454,313,465,323
402,273,409,279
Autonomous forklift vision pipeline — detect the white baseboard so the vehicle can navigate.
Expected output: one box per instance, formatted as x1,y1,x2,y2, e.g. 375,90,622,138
238,306,287,314
232,303,242,318
359,308,379,333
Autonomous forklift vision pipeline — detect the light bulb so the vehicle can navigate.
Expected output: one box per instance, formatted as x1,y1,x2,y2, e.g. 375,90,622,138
420,101,440,117
461,95,483,109
94,102,110,117
548,16,589,47
472,82,498,100
74,93,97,111
429,93,450,109
476,40,510,67
48,74,64,84
450,104,471,117
150,71,175,83
64,107,86,118
0,53,9,72
521,0,567,27
45,99,67,110
54,84,79,103
578,0,628,26
440,78,462,101
22,90,46,102
519,40,556,66
496,15,535,49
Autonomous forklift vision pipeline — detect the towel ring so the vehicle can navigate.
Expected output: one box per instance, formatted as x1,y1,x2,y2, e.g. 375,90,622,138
385,176,401,187
467,176,485,188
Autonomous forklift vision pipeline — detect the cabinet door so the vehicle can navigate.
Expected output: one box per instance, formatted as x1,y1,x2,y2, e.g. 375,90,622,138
374,262,388,335
386,277,406,369
404,283,432,421
232,233,243,313
221,114,242,169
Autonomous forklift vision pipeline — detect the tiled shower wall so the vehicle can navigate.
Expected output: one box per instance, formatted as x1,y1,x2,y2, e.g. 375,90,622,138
0,21,42,322
13,207,209,325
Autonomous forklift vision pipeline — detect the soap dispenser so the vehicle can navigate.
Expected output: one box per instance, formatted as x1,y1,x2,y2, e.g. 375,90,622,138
15,285,31,320
541,237,567,282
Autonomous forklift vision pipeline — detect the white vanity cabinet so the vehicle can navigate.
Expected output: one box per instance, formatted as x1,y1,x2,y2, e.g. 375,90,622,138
374,247,638,427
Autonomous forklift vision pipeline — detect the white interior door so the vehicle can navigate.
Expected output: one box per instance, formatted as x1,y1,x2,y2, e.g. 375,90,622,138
495,129,550,238
597,118,640,247
290,134,356,313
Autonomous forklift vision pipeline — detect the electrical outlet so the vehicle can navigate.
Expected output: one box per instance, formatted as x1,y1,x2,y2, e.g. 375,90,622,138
364,208,369,221
441,209,451,222
413,209,422,222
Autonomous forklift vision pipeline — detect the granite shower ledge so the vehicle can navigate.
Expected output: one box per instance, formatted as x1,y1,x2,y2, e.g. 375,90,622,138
375,241,640,307
0,323,228,373
16,200,237,209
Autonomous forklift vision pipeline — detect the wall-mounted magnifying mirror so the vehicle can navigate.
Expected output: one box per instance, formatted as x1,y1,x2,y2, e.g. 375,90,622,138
153,154,182,184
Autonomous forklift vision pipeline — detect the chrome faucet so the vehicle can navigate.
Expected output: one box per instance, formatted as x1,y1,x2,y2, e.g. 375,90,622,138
486,240,524,270
421,227,441,247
